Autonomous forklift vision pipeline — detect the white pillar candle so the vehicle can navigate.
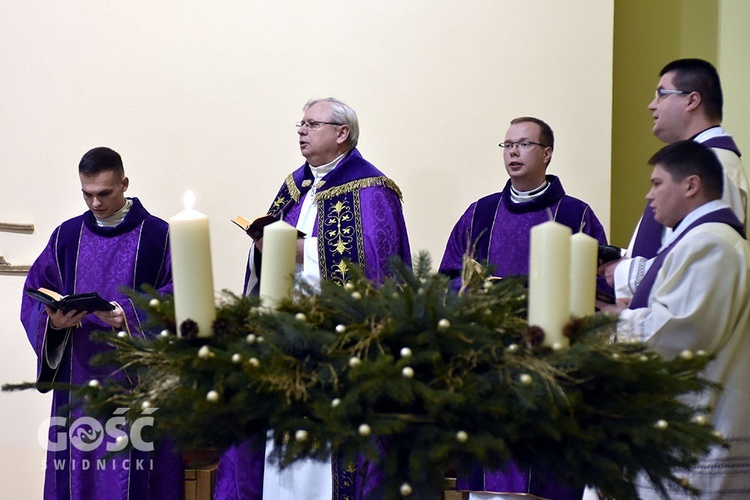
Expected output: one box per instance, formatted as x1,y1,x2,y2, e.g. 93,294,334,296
169,191,216,337
528,221,571,347
259,220,298,309
570,232,598,318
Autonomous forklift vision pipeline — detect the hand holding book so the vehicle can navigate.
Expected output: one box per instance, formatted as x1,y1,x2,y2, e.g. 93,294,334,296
598,244,624,264
232,215,305,240
25,287,114,314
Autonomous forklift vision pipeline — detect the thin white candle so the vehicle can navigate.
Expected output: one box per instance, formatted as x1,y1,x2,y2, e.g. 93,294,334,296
259,220,298,308
570,232,598,318
169,191,216,337
528,221,571,347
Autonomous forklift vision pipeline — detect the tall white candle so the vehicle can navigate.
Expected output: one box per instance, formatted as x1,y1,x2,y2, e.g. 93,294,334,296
528,221,571,347
259,220,298,308
169,191,216,337
570,232,598,318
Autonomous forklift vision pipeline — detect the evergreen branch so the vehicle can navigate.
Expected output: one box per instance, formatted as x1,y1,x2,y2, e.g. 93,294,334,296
3,254,725,499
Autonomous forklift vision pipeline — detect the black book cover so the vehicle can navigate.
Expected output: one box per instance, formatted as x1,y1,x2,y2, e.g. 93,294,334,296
232,215,305,239
25,287,114,313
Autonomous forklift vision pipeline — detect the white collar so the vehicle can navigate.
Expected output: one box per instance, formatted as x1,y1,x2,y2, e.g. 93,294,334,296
694,126,730,143
664,199,731,246
310,153,346,184
509,180,549,204
95,198,132,227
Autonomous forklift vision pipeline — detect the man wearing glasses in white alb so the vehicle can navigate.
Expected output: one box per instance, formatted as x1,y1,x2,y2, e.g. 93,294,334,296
599,58,748,300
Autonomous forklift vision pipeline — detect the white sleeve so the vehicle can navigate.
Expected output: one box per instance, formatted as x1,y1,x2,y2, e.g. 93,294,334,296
244,242,259,296
299,236,320,287
613,256,650,299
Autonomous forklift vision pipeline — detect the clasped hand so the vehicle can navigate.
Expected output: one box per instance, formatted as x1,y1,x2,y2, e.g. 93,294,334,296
46,302,124,329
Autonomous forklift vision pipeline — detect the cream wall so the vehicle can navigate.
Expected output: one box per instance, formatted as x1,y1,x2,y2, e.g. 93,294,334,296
610,0,720,247
719,0,750,153
0,2,613,497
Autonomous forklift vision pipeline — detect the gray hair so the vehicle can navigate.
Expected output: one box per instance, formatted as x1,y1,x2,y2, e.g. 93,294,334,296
304,97,359,149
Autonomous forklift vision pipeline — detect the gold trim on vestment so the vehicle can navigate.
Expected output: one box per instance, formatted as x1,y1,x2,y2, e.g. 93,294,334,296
315,176,403,202
285,174,302,202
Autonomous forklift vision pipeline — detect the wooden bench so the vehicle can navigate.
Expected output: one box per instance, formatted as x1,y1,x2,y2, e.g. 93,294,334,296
184,450,219,500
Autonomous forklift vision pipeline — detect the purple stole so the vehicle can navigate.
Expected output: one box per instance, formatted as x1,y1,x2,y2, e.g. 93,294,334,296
630,206,663,259
630,207,745,309
266,148,403,285
703,135,742,157
631,135,742,259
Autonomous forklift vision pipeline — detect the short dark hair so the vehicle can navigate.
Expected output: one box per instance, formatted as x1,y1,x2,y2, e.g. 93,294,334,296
510,116,554,150
660,58,723,121
78,147,124,177
648,140,723,200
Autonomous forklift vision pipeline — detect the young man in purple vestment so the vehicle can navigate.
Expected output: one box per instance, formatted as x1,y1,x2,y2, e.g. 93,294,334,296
20,147,183,500
215,98,411,500
599,58,748,300
597,141,750,498
440,117,609,500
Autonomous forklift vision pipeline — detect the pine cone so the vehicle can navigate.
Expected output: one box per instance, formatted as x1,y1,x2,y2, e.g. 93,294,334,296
180,319,200,339
212,318,231,340
524,325,545,347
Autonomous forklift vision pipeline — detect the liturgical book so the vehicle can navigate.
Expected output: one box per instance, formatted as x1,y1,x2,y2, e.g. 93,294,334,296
25,287,114,313
232,215,305,239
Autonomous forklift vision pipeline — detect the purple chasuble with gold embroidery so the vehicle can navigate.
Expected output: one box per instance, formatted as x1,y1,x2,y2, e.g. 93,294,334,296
243,148,411,293
221,148,411,500
21,197,183,500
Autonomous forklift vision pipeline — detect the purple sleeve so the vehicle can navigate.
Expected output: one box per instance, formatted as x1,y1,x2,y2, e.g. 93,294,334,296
438,203,477,287
359,185,411,282
580,206,616,298
20,228,65,380
581,206,609,245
